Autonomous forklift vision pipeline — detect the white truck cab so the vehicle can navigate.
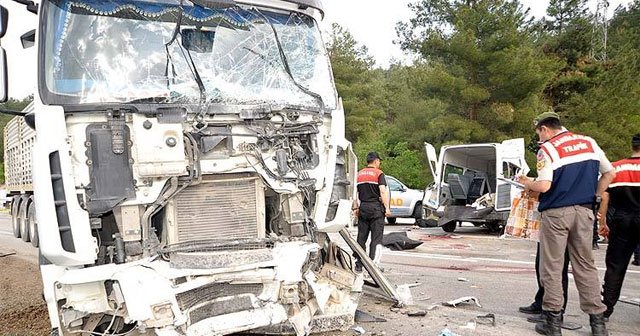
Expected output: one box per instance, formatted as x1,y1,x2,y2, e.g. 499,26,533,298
422,139,529,233
0,1,363,335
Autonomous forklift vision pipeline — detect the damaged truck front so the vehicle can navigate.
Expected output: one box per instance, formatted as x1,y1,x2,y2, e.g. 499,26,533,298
0,0,362,335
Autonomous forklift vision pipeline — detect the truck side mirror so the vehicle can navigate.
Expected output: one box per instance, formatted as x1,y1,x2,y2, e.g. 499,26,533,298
0,48,7,103
21,30,35,49
0,6,8,39
0,5,7,103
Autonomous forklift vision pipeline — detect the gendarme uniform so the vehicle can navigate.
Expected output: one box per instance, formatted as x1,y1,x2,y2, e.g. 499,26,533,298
536,129,613,315
354,165,387,268
602,155,640,317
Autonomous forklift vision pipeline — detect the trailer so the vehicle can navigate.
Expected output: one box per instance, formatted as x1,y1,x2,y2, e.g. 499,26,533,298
5,104,37,246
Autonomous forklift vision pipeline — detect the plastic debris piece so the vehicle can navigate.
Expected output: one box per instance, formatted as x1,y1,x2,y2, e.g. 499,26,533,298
355,310,386,323
457,277,469,282
438,328,460,336
396,284,414,306
460,321,476,330
476,313,496,326
443,296,482,308
352,326,365,335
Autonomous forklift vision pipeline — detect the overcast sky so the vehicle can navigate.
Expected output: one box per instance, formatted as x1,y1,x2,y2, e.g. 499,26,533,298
0,0,633,99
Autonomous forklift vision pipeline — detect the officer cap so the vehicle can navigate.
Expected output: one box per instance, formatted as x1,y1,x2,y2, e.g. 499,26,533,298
366,152,382,163
533,110,560,128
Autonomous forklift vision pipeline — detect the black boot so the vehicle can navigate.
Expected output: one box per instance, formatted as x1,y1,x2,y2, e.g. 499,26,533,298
519,302,543,314
590,313,608,336
535,311,562,336
528,311,563,324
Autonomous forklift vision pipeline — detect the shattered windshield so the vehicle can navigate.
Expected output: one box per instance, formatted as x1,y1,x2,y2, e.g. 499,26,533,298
41,0,337,110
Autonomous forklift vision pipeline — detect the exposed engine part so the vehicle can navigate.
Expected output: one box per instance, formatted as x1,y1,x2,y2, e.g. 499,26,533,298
275,148,290,176
113,233,125,264
165,173,266,245
113,205,142,242
142,177,179,257
84,119,135,215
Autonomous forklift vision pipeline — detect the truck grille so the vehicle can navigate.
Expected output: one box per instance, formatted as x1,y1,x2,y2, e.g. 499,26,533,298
174,174,265,243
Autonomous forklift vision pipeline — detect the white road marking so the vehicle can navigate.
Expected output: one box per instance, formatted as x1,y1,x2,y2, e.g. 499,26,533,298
384,250,640,275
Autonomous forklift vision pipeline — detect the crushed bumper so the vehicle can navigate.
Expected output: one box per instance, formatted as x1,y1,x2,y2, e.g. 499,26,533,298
53,241,362,336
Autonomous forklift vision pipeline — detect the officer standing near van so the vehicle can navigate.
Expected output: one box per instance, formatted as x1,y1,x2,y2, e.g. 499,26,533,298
352,152,391,273
517,111,615,336
599,134,640,319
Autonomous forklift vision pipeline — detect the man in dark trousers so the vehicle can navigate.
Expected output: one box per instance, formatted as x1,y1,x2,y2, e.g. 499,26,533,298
633,245,640,266
353,152,391,272
599,134,640,319
518,111,615,336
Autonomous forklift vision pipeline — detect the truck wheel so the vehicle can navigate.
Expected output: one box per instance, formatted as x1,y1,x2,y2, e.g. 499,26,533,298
28,199,39,248
387,217,397,224
11,196,22,238
19,196,31,243
442,222,456,233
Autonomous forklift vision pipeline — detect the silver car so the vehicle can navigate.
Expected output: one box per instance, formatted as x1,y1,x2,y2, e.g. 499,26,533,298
386,176,425,224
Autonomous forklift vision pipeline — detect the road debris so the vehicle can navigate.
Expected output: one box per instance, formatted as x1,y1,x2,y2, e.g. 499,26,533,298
476,313,496,326
460,320,477,330
407,310,427,317
382,232,423,251
0,252,17,258
443,296,482,308
352,326,366,335
354,310,386,323
438,328,461,336
396,284,414,306
457,277,469,282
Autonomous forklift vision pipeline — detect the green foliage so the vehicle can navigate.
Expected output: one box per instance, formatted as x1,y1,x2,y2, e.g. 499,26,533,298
332,0,640,189
353,133,429,189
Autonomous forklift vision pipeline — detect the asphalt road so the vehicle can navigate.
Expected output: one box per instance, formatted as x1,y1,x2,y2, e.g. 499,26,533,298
0,211,38,261
1,214,639,335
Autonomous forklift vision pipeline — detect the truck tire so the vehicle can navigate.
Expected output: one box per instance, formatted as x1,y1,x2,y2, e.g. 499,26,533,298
387,217,397,224
442,222,456,233
28,199,39,248
11,196,22,238
19,196,31,243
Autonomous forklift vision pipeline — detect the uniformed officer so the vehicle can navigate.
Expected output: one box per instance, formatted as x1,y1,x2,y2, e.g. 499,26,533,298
599,134,640,319
517,112,615,336
352,152,391,272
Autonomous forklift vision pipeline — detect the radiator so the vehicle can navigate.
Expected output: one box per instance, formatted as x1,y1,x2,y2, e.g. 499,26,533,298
171,174,265,243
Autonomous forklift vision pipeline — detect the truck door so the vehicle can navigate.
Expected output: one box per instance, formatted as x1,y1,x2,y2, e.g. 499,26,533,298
423,142,441,210
495,138,530,211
